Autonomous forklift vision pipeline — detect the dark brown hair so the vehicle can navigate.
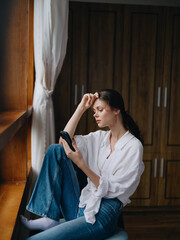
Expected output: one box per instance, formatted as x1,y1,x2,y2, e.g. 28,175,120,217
98,89,143,144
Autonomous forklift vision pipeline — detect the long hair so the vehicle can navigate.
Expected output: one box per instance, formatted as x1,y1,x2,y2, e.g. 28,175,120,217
98,89,143,144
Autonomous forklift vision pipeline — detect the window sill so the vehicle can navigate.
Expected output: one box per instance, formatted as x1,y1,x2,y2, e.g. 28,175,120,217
0,107,32,151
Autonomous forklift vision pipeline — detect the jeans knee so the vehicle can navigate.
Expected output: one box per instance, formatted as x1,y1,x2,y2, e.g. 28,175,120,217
46,144,66,161
47,144,59,153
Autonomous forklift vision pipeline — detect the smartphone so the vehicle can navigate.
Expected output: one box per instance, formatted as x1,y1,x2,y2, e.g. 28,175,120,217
59,131,75,152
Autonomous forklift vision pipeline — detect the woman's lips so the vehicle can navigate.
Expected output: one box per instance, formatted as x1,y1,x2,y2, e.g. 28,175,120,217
96,120,101,123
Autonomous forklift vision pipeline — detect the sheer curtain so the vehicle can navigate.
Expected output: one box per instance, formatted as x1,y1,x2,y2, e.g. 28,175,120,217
31,0,69,176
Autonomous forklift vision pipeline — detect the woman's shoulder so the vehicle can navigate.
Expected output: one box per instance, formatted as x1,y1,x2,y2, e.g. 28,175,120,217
85,130,110,141
132,134,143,147
75,130,109,143
123,131,143,152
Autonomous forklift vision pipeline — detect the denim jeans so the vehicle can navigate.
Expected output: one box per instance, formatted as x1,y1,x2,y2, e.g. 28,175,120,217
26,144,123,240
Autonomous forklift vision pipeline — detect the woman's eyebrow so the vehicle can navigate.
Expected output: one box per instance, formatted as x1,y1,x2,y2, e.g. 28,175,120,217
93,105,103,110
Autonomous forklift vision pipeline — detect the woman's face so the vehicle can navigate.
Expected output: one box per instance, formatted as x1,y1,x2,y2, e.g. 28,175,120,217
92,99,119,128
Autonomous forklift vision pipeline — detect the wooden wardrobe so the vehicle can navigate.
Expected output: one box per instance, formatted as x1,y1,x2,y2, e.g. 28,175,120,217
53,2,180,208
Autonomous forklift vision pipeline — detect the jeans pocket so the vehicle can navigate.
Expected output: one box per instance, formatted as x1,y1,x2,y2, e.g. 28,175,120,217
97,202,118,230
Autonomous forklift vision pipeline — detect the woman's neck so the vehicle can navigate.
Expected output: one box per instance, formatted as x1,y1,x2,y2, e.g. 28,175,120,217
110,127,127,142
109,117,127,151
109,116,127,140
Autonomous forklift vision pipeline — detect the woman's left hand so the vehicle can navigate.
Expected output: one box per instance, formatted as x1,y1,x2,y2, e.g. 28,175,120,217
62,139,100,188
62,139,84,168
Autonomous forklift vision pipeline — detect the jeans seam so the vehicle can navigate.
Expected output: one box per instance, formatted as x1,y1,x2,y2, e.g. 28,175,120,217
62,157,80,202
58,145,80,202
45,164,61,218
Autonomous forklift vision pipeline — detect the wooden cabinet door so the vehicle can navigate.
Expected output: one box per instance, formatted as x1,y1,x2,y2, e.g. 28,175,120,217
122,6,165,154
157,152,180,206
130,152,159,206
85,4,124,133
70,4,89,135
160,8,180,154
157,8,180,206
121,6,165,205
54,3,124,136
53,4,89,138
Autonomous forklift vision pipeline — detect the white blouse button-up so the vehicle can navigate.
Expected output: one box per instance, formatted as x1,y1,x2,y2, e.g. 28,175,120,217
74,130,144,224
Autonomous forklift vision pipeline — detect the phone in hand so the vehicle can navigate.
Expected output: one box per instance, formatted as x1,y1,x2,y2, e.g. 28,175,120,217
59,131,75,152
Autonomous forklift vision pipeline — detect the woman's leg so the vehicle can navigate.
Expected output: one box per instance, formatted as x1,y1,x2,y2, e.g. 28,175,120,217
26,144,80,221
26,198,123,240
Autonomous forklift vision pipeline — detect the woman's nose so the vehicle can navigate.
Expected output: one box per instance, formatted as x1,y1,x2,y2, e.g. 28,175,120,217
93,112,98,118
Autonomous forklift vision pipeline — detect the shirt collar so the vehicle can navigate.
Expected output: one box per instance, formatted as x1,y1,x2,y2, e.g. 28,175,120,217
115,131,134,150
101,130,134,150
101,131,111,147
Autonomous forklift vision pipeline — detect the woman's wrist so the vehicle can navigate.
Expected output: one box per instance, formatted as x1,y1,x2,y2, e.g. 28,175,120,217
77,158,86,170
77,103,87,113
78,161,100,188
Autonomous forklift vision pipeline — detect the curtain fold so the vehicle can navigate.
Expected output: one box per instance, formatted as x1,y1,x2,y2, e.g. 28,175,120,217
31,0,69,176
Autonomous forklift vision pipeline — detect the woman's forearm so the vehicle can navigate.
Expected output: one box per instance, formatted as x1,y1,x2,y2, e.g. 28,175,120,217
63,104,86,139
63,93,98,139
79,162,100,188
62,138,100,188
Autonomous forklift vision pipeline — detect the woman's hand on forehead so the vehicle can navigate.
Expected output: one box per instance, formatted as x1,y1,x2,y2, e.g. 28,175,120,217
80,92,99,110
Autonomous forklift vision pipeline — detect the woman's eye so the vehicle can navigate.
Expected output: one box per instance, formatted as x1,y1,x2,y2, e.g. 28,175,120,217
92,108,103,114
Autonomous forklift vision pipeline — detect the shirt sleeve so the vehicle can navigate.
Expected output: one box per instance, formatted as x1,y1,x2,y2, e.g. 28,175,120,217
74,135,88,165
93,144,144,204
74,130,105,166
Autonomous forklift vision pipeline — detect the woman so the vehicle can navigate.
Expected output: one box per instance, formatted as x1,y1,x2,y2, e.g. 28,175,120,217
21,89,144,240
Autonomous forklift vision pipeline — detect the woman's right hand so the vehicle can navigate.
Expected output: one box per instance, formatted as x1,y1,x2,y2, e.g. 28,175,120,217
79,92,98,110
60,92,98,142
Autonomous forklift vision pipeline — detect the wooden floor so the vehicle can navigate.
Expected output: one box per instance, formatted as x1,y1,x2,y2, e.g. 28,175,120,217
0,182,26,240
123,210,180,240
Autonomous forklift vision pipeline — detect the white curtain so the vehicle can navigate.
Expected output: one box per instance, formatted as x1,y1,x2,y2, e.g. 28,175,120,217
31,0,69,176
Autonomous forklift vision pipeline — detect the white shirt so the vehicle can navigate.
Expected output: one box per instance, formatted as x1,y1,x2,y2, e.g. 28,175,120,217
74,130,144,224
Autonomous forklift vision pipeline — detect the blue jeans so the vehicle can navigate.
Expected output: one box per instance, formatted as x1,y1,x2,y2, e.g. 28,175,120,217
26,144,123,240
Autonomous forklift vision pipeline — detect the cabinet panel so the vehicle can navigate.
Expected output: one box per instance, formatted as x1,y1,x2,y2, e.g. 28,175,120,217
161,9,180,153
158,153,180,206
131,160,152,199
130,155,158,206
71,5,88,109
88,10,116,92
53,5,90,138
87,6,123,133
167,15,180,146
87,9,116,132
122,6,164,153
129,12,158,146
165,160,180,199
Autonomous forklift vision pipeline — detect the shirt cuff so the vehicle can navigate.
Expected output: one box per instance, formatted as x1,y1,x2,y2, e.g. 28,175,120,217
93,176,109,198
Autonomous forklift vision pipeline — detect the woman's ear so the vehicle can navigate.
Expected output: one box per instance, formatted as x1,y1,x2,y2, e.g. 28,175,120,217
114,109,120,115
